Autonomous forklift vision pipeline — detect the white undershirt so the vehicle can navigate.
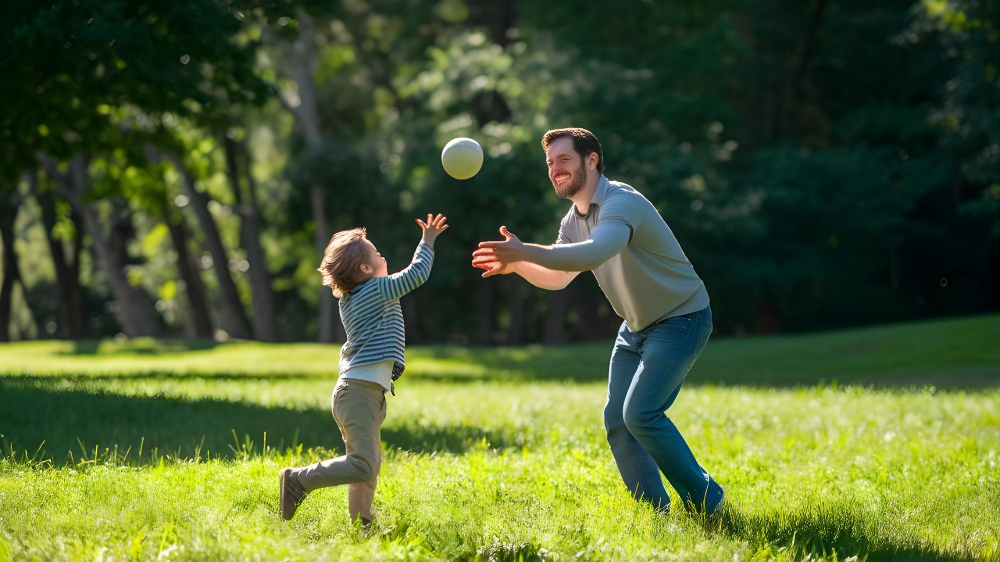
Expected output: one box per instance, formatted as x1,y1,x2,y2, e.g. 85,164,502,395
340,359,394,393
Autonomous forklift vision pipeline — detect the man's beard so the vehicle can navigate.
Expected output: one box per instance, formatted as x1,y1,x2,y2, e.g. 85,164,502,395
554,162,587,199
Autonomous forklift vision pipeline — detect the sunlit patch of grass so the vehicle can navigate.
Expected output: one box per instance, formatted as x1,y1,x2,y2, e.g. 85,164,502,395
1,315,998,559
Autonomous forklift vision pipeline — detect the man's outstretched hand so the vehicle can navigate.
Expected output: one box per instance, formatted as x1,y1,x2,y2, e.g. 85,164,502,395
472,226,524,278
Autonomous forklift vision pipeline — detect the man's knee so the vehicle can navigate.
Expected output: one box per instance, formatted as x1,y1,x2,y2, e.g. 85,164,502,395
604,402,628,443
622,401,658,433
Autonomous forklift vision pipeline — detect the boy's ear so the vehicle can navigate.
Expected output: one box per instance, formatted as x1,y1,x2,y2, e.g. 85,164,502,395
360,262,373,274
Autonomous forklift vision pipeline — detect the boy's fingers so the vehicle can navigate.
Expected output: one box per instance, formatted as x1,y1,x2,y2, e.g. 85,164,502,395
416,219,427,228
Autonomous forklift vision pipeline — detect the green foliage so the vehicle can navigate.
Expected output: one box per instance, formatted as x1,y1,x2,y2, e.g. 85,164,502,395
3,0,1000,341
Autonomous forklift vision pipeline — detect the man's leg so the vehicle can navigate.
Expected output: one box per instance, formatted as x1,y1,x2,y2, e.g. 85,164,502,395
605,322,672,512
348,391,386,524
621,308,724,512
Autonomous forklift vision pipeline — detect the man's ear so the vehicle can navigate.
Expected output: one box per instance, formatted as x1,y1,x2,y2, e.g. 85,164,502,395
589,152,599,170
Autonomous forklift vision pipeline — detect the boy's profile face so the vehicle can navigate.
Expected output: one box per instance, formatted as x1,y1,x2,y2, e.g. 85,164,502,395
361,239,389,277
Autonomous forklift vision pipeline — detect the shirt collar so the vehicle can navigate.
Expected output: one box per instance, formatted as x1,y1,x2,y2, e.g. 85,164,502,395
591,174,611,207
574,174,610,218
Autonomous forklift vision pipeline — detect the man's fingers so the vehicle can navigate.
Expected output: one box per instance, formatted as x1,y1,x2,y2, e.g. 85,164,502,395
482,268,500,278
478,241,505,249
471,248,496,258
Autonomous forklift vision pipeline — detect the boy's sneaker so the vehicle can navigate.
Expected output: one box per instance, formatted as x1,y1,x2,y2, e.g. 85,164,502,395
280,468,307,520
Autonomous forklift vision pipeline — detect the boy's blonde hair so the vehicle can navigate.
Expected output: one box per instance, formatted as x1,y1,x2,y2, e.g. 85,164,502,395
317,227,371,298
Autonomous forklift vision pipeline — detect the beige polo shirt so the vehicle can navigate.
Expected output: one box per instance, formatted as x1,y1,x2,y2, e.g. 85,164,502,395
556,175,710,331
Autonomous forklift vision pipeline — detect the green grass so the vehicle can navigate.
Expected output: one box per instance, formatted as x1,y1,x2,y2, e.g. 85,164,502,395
1,315,999,560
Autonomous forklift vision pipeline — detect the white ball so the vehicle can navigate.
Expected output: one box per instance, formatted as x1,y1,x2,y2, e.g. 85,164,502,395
441,137,484,180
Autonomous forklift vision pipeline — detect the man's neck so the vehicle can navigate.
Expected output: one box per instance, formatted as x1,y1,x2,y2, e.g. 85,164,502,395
571,173,601,215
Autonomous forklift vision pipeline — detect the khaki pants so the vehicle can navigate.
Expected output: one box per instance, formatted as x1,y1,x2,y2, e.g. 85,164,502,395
293,378,387,522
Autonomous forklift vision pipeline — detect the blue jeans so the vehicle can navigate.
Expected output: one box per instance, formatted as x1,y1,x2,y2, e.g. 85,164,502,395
604,306,724,513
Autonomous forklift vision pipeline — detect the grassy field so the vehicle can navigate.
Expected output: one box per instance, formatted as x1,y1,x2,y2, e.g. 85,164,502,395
1,315,998,560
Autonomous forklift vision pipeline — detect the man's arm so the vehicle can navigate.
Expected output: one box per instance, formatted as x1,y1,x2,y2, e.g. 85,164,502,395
516,221,631,272
475,221,631,274
511,262,580,290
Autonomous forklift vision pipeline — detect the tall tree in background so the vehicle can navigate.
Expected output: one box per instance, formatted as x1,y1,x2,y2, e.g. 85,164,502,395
2,0,266,338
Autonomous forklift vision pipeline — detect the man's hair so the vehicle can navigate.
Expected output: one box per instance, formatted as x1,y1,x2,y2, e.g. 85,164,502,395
317,227,371,298
541,127,605,174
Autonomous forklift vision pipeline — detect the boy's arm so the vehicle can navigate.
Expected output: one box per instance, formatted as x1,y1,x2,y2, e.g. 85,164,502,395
377,242,434,300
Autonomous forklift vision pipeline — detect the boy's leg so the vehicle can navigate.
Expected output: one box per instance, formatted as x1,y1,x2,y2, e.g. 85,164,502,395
348,392,386,523
293,379,384,492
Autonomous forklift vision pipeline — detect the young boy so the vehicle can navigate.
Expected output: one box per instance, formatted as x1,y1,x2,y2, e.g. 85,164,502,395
280,213,449,524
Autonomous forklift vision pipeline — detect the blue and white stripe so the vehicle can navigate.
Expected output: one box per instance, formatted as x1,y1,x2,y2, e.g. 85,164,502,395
338,241,434,379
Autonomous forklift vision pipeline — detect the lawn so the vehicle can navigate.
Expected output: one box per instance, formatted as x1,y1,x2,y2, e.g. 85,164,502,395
1,315,998,560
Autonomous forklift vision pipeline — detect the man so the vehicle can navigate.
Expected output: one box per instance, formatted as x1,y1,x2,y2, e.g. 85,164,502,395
471,127,724,514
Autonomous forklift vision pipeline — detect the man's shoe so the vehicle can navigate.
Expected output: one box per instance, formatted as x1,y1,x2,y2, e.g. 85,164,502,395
707,489,727,516
280,468,307,521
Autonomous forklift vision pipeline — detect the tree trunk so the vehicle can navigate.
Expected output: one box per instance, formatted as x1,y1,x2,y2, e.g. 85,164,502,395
313,186,345,343
507,279,527,345
0,189,22,342
477,281,495,346
985,234,1000,311
37,154,161,337
784,0,829,138
567,282,612,342
223,136,280,341
542,286,571,344
34,175,86,339
402,296,421,344
888,246,901,292
753,288,783,334
84,206,160,337
274,11,344,343
156,150,254,340
164,206,214,339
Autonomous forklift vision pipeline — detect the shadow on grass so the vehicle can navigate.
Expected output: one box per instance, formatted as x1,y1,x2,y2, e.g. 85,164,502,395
715,505,965,561
0,380,510,465
65,339,220,356
12,373,325,382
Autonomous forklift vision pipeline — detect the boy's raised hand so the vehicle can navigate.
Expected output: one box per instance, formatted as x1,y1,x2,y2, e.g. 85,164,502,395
416,213,449,246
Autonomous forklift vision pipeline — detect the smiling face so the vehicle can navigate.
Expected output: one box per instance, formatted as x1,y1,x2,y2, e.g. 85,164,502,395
362,239,389,277
545,136,594,199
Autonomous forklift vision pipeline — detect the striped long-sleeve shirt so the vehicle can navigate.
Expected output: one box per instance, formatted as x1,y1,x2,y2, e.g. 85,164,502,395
338,241,434,380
